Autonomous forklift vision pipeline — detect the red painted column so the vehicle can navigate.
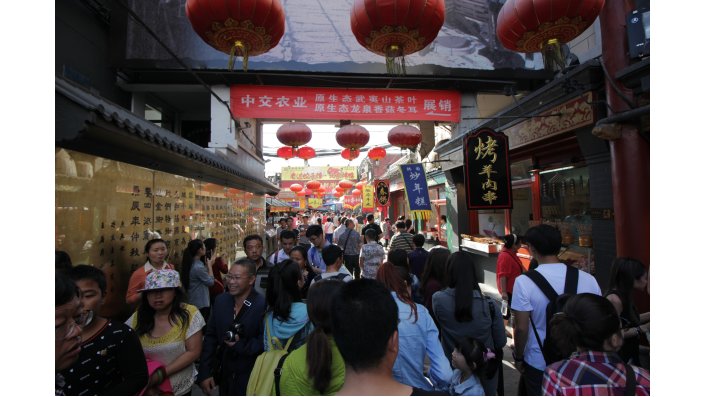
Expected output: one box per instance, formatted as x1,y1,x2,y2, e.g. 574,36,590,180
600,0,649,311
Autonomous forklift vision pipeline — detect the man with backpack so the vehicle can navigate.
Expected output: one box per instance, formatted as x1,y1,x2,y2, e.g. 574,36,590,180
310,244,352,286
511,224,601,396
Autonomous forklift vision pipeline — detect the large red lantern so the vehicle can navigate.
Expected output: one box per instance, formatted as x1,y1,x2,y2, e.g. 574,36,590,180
289,183,304,193
355,181,366,190
388,125,422,150
277,123,312,148
304,189,313,196
368,146,387,165
306,180,322,190
336,125,370,159
335,186,346,193
295,145,316,165
496,0,605,71
350,0,445,74
351,188,362,196
185,0,286,71
341,148,360,161
334,191,344,198
338,180,354,189
277,147,295,160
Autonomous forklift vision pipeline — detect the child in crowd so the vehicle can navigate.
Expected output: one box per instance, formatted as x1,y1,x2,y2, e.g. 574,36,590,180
450,336,490,396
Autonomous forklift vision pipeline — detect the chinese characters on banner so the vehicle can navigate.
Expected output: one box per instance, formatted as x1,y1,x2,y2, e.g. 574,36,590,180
231,85,461,122
308,198,323,209
463,128,512,209
399,164,432,220
343,195,362,210
374,180,391,207
362,185,375,212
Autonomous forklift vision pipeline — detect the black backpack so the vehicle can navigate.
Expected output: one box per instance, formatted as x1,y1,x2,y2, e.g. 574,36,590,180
524,264,579,365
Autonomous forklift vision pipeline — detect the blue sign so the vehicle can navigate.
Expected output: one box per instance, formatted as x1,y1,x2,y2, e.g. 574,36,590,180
399,164,432,220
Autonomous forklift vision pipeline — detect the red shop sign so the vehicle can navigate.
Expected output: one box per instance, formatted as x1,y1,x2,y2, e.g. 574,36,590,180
231,85,460,122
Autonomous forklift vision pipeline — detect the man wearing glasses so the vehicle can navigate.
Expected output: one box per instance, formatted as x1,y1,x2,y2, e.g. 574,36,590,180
55,271,85,395
197,258,266,396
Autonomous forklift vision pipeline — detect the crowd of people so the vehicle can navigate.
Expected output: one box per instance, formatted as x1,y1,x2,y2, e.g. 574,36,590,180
55,216,650,395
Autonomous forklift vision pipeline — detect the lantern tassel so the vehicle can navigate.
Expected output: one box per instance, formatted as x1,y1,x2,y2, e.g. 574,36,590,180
541,38,565,73
385,44,406,75
228,41,249,72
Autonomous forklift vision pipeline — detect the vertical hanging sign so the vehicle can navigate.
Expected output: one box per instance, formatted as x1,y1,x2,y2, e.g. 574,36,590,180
463,128,512,209
362,185,375,212
399,164,432,220
374,179,391,207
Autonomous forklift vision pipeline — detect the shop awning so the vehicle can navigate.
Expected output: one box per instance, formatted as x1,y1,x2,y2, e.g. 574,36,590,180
56,76,279,195
266,197,293,212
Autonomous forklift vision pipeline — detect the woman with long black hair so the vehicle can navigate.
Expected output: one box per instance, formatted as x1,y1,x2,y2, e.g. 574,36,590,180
263,259,313,352
125,269,205,395
605,257,650,365
180,239,215,321
432,251,506,395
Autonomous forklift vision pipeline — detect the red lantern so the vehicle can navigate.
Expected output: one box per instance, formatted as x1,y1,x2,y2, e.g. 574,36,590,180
496,0,605,71
351,188,362,196
306,180,322,190
304,189,313,196
336,125,369,159
316,187,327,194
388,125,422,150
335,186,346,193
350,0,445,74
338,180,354,189
277,123,312,148
185,0,286,71
289,183,304,193
277,147,295,160
355,181,366,190
334,191,344,198
368,146,387,164
296,191,307,197
341,148,360,161
296,146,316,160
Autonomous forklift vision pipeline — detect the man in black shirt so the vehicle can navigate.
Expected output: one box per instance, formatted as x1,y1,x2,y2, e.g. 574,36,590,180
360,213,383,243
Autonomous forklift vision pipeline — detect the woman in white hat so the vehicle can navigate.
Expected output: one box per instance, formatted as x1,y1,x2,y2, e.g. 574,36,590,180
125,269,205,395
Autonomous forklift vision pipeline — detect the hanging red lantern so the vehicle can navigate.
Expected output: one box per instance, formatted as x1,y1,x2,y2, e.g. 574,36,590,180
306,180,322,190
496,0,605,72
334,191,344,198
277,123,312,148
388,125,422,150
351,188,362,196
296,191,307,197
277,147,295,160
289,183,304,193
341,148,360,161
296,146,316,160
355,181,366,190
335,186,346,193
185,0,286,71
338,180,354,189
304,189,313,196
368,146,387,165
350,0,445,74
336,125,370,159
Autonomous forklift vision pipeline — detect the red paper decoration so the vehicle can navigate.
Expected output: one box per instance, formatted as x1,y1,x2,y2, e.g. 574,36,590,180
277,122,312,148
289,183,304,193
338,180,354,189
296,146,316,160
350,0,445,74
277,146,295,160
368,146,387,164
306,180,322,190
351,188,362,196
388,125,422,150
185,0,286,71
341,148,360,161
496,0,605,71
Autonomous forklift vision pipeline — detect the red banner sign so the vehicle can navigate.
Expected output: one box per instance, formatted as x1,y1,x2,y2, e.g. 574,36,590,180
231,85,461,122
343,195,362,210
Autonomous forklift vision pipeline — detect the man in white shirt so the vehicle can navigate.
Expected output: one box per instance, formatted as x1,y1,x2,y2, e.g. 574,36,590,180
511,224,601,395
267,230,296,265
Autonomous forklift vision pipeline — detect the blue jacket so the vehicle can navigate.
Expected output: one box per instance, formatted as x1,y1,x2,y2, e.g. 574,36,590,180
390,292,452,391
197,290,266,395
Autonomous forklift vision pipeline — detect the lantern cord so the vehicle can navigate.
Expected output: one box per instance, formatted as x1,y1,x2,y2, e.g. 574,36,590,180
115,0,260,155
386,56,407,75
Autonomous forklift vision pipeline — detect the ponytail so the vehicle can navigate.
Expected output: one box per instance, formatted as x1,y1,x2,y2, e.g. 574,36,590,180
306,327,333,394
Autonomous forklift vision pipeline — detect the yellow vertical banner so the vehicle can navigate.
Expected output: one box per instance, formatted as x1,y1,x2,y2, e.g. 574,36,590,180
362,185,375,212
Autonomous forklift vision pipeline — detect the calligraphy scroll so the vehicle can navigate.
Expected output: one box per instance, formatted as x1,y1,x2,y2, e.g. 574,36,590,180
463,128,512,209
399,164,432,220
362,185,375,212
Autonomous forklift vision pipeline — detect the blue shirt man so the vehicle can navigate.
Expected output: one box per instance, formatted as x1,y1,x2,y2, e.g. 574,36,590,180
306,225,329,273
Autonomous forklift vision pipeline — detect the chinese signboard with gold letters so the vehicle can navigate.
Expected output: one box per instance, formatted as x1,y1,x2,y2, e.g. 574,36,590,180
463,128,512,209
374,180,390,207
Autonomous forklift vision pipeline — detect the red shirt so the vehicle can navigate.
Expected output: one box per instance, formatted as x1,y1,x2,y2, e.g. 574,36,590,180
495,248,523,295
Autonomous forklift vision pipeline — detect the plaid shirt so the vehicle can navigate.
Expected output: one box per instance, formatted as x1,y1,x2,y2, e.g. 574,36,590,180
542,351,650,396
